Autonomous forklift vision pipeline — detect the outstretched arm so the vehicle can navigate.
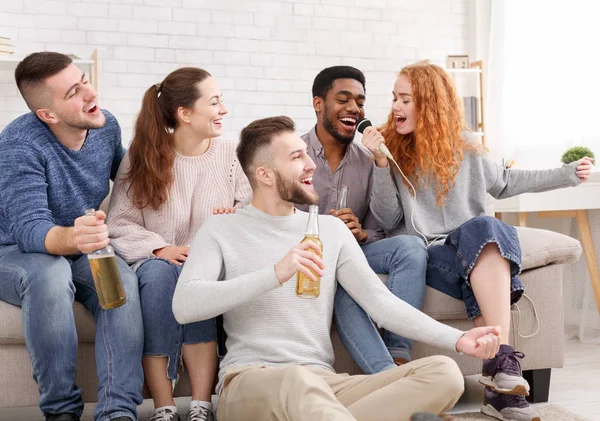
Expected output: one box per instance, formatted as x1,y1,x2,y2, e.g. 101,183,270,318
484,155,591,199
335,221,499,359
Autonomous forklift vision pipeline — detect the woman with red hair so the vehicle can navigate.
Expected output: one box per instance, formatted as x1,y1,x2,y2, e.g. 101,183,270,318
362,64,592,421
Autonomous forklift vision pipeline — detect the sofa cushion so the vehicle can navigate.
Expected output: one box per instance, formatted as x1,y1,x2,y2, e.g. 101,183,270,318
0,301,96,345
516,227,581,271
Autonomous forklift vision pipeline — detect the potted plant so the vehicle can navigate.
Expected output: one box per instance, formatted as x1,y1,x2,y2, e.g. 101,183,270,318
560,146,595,164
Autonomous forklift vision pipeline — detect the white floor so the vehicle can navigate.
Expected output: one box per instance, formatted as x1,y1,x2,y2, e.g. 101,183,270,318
1,339,598,421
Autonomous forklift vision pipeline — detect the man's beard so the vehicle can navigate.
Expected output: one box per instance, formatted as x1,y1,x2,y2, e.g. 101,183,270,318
274,171,318,205
323,105,355,145
59,110,106,130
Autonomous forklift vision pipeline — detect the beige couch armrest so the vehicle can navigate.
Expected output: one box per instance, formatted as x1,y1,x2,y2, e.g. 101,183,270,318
517,227,582,271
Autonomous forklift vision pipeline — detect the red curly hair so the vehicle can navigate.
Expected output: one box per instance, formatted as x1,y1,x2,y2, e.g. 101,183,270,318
381,64,477,205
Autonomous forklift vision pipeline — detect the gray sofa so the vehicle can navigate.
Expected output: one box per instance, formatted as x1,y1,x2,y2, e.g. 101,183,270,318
0,226,582,408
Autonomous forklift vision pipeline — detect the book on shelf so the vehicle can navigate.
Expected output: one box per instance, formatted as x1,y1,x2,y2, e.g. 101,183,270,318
0,37,12,47
0,45,14,54
462,96,478,131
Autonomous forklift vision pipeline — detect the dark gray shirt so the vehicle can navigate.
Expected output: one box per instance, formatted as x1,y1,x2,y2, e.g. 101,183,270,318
297,126,385,244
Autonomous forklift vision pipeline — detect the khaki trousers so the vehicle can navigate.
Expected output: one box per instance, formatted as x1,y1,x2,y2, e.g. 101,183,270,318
217,355,464,421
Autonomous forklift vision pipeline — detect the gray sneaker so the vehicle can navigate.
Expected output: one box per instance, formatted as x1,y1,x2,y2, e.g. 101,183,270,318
187,405,214,421
479,344,530,396
481,388,541,421
150,408,180,421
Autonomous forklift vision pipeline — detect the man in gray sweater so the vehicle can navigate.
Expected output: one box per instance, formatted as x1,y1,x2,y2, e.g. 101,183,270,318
173,116,502,421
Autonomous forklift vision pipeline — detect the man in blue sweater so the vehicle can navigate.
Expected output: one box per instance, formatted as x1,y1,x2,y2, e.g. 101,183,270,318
0,52,143,421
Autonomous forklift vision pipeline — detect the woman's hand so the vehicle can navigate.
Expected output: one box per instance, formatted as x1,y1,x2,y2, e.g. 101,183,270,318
154,246,190,266
360,126,389,168
213,207,237,214
576,156,594,181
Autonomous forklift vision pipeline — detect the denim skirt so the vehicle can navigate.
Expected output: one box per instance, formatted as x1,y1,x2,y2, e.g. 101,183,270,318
426,215,524,319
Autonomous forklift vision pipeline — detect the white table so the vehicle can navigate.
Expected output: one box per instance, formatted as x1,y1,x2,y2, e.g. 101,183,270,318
493,173,600,315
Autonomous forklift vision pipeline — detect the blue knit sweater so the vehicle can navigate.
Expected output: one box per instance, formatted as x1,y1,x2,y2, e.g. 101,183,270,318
0,110,125,253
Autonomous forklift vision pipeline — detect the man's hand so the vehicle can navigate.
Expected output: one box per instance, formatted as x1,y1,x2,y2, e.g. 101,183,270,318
274,240,324,285
154,246,190,266
456,326,501,359
361,126,389,168
576,156,594,181
213,207,237,215
329,208,368,243
73,210,110,254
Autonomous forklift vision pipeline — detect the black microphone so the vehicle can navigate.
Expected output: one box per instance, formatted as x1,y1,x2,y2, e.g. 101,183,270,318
356,118,393,159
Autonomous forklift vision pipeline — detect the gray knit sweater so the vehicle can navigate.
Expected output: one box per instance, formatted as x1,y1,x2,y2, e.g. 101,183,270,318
370,149,581,242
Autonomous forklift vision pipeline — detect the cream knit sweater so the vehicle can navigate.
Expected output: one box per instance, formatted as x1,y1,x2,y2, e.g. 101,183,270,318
107,138,252,264
173,205,464,394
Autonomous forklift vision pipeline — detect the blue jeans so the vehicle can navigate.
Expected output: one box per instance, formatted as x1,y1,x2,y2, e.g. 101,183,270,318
427,216,524,319
333,235,428,374
0,245,143,421
136,259,216,381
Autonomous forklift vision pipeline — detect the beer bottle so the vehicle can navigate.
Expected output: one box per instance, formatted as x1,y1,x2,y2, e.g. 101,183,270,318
85,209,127,309
296,205,323,298
337,185,349,210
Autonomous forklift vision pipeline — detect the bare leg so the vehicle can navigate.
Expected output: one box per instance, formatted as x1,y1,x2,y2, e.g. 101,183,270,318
182,341,218,401
143,356,176,408
469,243,511,344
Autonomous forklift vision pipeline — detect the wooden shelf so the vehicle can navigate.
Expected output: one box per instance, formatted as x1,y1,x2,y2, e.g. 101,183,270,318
445,68,482,74
413,59,486,145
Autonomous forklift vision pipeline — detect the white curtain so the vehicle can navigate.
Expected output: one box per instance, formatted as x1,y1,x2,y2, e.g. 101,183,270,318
486,0,600,343
486,1,600,168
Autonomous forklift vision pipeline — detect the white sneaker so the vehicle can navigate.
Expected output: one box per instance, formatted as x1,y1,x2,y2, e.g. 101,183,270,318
150,407,180,421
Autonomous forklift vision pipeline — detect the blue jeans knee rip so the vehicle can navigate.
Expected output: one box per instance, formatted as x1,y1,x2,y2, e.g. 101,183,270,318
134,257,216,382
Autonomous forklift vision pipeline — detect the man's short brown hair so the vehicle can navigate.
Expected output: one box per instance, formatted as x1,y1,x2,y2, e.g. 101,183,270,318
236,116,295,185
15,52,73,111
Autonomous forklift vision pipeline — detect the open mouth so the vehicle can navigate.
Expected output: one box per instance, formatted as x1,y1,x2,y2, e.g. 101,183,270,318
300,177,313,186
396,115,407,124
339,116,358,130
214,119,222,126
84,102,98,114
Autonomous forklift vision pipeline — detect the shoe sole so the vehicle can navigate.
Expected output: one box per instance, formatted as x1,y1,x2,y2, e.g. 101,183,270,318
479,376,530,396
481,403,541,421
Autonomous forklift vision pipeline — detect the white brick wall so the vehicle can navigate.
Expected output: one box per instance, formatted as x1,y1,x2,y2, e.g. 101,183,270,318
0,0,470,144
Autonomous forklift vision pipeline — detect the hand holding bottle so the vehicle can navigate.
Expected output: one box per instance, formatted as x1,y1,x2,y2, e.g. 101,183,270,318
330,208,368,244
274,240,324,286
74,210,109,254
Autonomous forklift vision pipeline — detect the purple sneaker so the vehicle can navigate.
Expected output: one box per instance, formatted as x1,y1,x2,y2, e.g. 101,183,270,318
479,344,530,396
482,388,541,421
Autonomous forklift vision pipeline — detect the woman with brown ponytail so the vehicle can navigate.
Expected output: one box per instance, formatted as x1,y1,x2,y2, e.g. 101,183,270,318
107,67,251,421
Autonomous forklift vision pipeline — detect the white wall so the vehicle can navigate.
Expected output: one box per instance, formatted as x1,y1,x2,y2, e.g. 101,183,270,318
0,0,470,144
